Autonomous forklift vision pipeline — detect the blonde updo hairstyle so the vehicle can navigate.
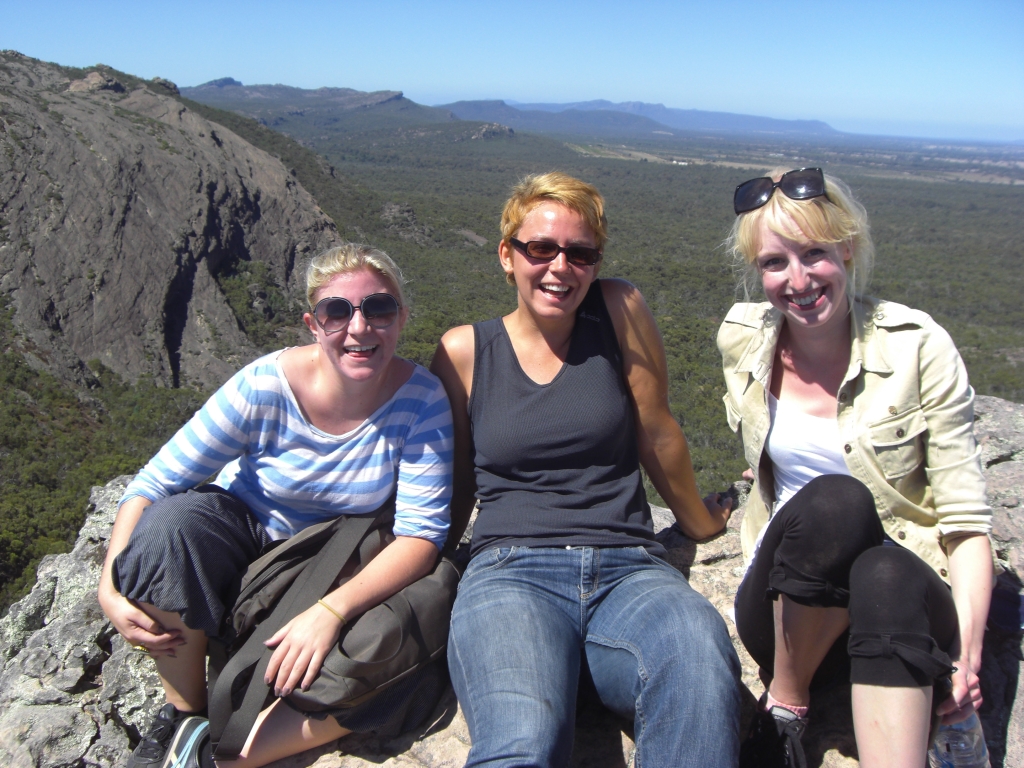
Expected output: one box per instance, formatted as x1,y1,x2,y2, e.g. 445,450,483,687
305,243,407,309
500,172,608,286
726,169,875,302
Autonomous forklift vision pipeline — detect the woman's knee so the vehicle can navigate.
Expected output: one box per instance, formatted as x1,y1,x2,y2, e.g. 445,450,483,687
849,546,955,634
113,490,265,635
847,546,957,687
450,616,578,768
780,475,882,546
768,476,885,606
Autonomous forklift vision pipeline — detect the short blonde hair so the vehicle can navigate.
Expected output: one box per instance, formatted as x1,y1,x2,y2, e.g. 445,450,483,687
499,172,608,285
726,169,875,301
305,244,407,309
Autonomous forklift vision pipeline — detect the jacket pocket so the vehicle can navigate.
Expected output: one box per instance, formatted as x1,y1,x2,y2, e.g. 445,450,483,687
724,396,742,433
868,407,927,480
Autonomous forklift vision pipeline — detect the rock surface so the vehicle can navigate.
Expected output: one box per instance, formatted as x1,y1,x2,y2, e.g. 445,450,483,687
0,395,1021,767
0,52,338,389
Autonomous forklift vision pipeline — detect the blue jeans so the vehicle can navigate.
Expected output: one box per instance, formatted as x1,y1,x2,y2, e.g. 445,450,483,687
448,546,741,767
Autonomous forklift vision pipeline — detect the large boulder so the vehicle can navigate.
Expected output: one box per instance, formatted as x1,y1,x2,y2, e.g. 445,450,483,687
0,394,1021,767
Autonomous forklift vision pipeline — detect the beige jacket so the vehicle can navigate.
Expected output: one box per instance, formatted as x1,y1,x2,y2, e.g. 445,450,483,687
718,297,991,584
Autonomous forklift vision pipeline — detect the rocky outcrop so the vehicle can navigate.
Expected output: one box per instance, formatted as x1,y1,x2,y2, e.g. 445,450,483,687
380,202,431,246
0,52,338,389
0,396,1021,767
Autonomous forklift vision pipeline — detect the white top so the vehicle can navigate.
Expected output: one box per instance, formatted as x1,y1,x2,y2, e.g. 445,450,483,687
765,393,851,510
121,351,454,546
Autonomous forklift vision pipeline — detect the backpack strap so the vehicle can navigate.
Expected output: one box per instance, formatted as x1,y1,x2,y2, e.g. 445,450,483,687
209,509,383,759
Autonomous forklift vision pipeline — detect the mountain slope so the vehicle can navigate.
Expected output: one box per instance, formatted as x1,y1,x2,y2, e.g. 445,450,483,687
0,53,338,389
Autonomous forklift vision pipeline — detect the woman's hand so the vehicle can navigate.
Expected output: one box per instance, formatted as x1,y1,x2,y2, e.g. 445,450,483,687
937,654,983,724
98,585,184,657
262,536,440,697
98,495,183,657
264,602,344,697
702,492,734,535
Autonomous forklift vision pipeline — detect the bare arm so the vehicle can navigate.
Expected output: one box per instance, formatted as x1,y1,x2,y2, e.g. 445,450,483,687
937,533,993,723
97,495,185,656
430,325,478,548
602,279,730,540
264,535,439,696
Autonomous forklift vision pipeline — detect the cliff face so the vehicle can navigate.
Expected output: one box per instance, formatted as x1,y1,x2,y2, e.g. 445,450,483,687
0,52,338,389
0,396,1020,768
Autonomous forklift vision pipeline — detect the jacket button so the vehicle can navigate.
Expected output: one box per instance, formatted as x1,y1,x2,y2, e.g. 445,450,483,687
888,405,898,415
896,428,906,438
940,568,948,577
839,392,848,402
875,311,885,321
844,444,852,454
897,531,906,540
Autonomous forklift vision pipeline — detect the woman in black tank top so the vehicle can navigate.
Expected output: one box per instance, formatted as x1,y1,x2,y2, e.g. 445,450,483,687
431,172,742,767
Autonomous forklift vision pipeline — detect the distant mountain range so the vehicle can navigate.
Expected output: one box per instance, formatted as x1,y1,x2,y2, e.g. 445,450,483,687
505,99,839,136
182,78,840,139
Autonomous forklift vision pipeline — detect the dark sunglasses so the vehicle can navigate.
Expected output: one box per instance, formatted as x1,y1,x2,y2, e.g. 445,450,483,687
312,293,401,334
509,237,602,267
733,167,828,215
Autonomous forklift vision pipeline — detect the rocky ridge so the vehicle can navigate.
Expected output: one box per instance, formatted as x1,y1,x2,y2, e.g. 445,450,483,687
0,52,338,389
0,395,1021,767
178,81,454,135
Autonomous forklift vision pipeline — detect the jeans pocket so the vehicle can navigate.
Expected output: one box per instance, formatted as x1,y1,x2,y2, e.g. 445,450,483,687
468,546,519,576
638,545,668,567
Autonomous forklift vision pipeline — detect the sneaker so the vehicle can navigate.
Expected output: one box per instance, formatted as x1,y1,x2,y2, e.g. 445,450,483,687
161,716,210,768
127,704,186,768
739,695,809,768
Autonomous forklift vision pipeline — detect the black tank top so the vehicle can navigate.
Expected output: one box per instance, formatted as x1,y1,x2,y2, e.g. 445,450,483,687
468,280,663,556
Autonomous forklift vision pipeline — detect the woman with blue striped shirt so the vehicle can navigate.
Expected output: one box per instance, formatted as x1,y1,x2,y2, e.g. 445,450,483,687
98,244,453,768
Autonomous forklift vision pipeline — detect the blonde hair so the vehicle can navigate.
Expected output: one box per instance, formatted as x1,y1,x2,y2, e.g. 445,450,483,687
305,244,407,308
500,172,608,286
726,169,875,301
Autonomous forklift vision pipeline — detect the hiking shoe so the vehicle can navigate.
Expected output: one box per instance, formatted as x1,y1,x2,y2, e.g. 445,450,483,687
161,716,210,768
739,697,809,768
127,704,186,768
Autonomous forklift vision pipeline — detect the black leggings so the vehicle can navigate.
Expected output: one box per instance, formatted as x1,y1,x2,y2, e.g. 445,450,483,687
734,475,958,690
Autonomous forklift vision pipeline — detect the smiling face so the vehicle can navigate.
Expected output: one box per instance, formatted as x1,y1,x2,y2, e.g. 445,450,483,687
498,202,601,323
302,267,407,382
755,216,852,334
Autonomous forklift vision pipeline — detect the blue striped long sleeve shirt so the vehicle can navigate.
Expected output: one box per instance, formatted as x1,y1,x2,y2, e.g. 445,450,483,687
120,352,454,547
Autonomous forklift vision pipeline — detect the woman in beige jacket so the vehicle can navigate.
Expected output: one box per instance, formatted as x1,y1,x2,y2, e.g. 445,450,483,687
719,168,993,768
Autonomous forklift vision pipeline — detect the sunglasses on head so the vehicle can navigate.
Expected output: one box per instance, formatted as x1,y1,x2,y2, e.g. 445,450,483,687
733,167,828,215
509,237,603,267
312,293,401,334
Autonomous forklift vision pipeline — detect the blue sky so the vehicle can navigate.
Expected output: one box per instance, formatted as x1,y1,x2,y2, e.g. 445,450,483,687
3,0,1022,142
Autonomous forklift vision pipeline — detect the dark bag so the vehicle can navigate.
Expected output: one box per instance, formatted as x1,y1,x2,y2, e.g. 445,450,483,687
208,499,460,759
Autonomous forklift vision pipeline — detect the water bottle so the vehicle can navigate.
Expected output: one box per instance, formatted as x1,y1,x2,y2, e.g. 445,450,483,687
927,712,990,768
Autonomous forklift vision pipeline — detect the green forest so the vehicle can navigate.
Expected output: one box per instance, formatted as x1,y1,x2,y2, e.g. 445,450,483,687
184,95,1024,490
1,79,1022,613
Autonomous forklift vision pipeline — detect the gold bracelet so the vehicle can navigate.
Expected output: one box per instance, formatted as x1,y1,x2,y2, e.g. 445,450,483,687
317,599,347,625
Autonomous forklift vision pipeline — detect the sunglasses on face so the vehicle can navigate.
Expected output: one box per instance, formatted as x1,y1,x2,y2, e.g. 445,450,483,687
509,237,603,267
312,293,401,334
733,167,828,215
